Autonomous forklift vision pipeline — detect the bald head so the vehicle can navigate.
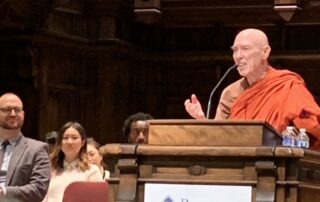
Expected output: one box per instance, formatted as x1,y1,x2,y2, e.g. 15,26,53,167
234,28,269,48
231,28,271,84
0,93,24,132
0,93,23,107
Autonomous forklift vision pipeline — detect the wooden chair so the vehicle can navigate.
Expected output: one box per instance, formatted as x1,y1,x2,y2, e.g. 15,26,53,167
62,181,109,202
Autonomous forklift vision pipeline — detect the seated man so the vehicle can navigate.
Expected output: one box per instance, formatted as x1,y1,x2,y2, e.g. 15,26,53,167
184,28,320,150
0,92,50,201
122,112,153,144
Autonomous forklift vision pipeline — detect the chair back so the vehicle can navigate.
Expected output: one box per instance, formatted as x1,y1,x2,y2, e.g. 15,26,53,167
62,181,109,202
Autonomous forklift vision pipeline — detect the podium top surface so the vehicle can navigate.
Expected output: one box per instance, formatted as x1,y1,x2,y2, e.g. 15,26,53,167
148,119,282,146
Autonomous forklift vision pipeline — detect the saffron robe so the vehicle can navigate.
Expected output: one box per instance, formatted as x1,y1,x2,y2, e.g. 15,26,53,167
215,66,320,150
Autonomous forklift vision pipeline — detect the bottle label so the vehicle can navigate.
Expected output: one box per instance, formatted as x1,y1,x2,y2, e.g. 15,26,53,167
297,140,309,148
282,136,294,147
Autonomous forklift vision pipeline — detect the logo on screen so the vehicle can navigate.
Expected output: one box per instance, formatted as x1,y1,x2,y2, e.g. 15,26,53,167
163,195,173,202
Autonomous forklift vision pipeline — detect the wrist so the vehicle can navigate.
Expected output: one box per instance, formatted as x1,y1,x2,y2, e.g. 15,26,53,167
195,114,206,120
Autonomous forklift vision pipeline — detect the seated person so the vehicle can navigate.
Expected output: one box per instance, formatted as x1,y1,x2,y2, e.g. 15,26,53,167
122,112,153,144
44,130,58,154
0,92,50,202
87,137,110,179
43,121,103,202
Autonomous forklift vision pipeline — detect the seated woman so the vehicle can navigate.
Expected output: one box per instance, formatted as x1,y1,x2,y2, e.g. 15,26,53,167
43,121,103,202
87,137,110,179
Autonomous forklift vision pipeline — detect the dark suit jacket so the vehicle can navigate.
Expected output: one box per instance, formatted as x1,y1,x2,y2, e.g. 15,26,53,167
2,134,51,202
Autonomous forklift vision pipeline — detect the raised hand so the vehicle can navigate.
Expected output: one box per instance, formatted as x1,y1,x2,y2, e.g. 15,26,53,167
184,94,205,120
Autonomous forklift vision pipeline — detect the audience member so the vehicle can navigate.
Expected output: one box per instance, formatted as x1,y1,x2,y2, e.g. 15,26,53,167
185,28,320,150
0,92,50,202
87,137,110,179
44,131,58,154
43,121,103,202
122,112,153,144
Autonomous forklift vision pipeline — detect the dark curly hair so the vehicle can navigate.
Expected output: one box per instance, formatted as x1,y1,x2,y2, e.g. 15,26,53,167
122,112,153,142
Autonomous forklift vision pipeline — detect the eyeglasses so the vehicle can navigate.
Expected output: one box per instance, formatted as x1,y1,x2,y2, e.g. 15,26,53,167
0,107,24,114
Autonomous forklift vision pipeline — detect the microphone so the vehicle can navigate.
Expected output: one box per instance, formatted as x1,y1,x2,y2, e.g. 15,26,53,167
206,64,237,119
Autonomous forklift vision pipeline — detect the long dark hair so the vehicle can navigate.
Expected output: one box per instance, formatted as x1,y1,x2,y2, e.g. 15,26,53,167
50,121,90,174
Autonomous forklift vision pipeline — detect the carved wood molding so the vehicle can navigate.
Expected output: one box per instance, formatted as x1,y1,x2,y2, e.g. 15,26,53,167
0,0,55,30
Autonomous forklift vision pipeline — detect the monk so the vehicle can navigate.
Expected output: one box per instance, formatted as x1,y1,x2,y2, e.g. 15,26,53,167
184,28,320,150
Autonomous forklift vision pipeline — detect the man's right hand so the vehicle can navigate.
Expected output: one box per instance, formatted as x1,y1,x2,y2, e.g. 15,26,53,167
184,94,205,120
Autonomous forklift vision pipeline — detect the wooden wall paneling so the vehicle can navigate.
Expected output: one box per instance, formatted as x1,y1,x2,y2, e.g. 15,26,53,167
3,0,320,145
71,44,165,144
0,42,39,139
36,0,134,143
143,58,165,119
48,5,87,38
38,48,50,138
93,49,165,144
98,16,117,39
80,55,99,140
38,46,87,136
161,53,239,119
95,52,130,143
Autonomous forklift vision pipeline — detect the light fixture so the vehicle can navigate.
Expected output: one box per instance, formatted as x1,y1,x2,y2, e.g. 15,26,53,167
134,0,162,24
274,0,301,21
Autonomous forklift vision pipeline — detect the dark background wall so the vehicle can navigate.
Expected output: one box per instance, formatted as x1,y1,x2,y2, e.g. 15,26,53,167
0,0,319,145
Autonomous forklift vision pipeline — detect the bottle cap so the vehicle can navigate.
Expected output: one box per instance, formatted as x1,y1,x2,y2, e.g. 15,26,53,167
287,126,294,130
299,128,306,132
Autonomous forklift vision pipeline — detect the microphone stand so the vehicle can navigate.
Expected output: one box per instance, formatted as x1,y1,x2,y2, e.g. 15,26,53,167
206,64,237,119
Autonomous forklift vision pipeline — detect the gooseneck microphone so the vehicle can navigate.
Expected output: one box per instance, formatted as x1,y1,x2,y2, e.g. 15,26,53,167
206,64,238,119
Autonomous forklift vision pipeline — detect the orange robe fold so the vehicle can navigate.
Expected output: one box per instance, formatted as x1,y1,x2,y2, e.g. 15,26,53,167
229,67,320,150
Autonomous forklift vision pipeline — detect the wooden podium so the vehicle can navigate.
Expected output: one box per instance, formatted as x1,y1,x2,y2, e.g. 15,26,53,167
101,120,320,202
148,119,281,146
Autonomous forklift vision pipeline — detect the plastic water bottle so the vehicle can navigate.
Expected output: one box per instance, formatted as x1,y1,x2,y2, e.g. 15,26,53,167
282,126,296,147
296,128,310,148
